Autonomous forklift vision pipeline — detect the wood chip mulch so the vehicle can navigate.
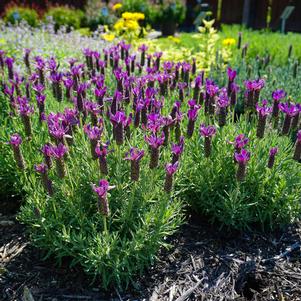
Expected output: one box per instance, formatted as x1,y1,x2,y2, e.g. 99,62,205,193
0,207,300,301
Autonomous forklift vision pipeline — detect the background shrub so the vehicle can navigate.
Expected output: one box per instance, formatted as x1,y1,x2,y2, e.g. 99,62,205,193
150,0,186,25
84,0,117,30
4,6,39,27
45,6,84,31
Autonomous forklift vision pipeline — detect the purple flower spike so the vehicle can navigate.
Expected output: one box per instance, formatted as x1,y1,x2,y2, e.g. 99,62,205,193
51,143,68,178
187,100,201,138
279,102,299,135
35,163,48,174
145,132,165,149
35,162,53,196
9,133,22,147
256,100,272,138
110,111,127,145
51,143,68,159
227,67,237,82
41,143,53,168
269,147,278,156
272,90,286,119
93,179,115,216
235,149,250,164
234,134,249,151
171,136,185,163
147,113,164,133
199,124,216,138
164,161,179,193
125,147,145,181
95,142,110,175
165,161,179,176
272,89,286,101
279,102,299,117
293,130,301,161
93,179,113,198
218,89,230,127
256,99,272,117
200,124,216,158
84,124,103,159
244,79,265,109
84,124,102,141
5,57,14,79
235,149,250,181
125,147,145,162
9,134,25,169
145,132,165,169
268,147,278,168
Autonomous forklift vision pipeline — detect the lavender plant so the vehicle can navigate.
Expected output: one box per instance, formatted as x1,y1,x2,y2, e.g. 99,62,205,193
0,26,301,290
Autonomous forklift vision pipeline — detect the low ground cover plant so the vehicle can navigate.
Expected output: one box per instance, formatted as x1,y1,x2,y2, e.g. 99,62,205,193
0,21,301,289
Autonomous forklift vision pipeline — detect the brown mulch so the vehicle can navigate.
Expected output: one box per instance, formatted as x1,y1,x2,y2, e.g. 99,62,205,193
0,201,300,301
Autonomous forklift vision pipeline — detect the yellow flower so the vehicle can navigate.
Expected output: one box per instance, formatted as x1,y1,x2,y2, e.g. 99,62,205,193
125,19,140,31
222,38,236,47
102,33,115,42
122,12,145,21
112,3,122,10
114,19,125,31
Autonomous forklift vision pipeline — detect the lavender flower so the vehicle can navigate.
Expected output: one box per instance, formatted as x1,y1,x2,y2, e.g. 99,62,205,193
268,147,278,168
244,79,265,110
171,136,185,163
234,134,249,152
187,100,201,138
40,143,52,168
200,124,216,157
35,163,53,196
279,102,299,135
235,149,250,181
291,104,301,129
110,111,127,145
24,48,31,73
125,147,145,181
256,100,272,138
147,113,164,134
139,44,148,66
164,162,179,193
227,67,237,96
5,57,14,80
92,179,115,216
51,143,68,178
9,134,25,169
17,97,34,137
272,89,286,117
205,81,219,115
178,82,187,102
145,132,165,169
217,89,230,127
95,142,110,175
95,86,107,108
85,101,101,125
84,124,102,159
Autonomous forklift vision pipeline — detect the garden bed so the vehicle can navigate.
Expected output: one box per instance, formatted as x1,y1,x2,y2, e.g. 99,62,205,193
1,203,300,301
1,18,301,301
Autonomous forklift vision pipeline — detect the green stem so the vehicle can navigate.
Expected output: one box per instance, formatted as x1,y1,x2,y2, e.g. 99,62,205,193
103,215,108,234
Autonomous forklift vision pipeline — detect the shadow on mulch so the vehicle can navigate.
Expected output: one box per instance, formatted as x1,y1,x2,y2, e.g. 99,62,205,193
0,200,300,301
